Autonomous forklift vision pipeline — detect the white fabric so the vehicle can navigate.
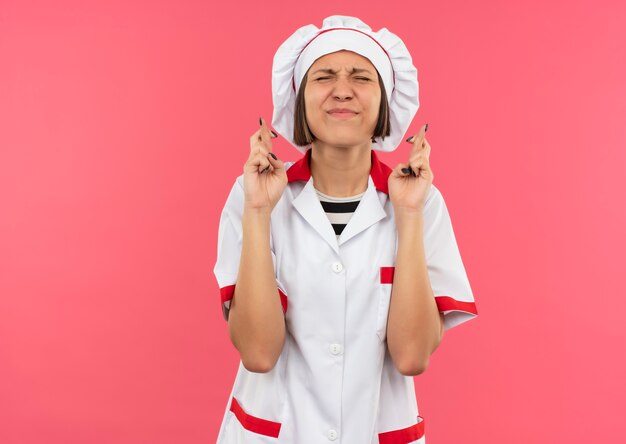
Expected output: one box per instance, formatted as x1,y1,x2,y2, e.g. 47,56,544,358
271,15,419,154
212,150,478,442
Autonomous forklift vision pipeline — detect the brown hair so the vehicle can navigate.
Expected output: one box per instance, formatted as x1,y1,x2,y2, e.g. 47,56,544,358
293,70,391,147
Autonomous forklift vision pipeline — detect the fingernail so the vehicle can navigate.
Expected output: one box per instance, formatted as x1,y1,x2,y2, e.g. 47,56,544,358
270,130,278,138
262,165,269,173
405,136,414,143
270,152,277,160
259,117,263,126
401,167,411,174
425,123,428,132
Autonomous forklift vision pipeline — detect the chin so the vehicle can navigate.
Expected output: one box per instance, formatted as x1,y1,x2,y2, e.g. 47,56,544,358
324,139,367,149
317,129,365,146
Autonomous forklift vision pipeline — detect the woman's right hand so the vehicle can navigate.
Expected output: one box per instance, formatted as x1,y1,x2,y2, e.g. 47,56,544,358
243,117,288,212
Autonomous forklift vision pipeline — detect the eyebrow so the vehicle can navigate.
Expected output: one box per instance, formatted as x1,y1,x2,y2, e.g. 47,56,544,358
311,67,373,76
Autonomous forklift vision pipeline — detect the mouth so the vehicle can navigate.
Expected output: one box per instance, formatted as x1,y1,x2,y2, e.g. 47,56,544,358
327,111,358,120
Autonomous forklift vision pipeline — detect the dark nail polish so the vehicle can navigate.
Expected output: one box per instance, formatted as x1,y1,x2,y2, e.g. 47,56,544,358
270,130,278,138
406,136,414,143
425,123,428,132
262,165,269,173
401,167,411,174
270,152,277,160
259,117,263,126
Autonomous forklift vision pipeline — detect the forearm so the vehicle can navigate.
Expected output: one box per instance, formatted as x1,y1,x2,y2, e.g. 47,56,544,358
229,207,286,373
387,209,442,376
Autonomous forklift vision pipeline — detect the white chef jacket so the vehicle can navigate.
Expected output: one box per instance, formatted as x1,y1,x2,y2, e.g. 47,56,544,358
213,148,478,443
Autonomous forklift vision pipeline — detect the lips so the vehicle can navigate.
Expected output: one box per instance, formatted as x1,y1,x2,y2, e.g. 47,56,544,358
327,109,358,120
327,108,358,114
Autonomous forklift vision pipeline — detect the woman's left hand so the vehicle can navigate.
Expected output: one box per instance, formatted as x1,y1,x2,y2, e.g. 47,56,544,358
388,123,434,213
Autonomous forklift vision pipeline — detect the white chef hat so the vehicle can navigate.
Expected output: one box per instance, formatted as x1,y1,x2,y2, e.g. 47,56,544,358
271,15,419,154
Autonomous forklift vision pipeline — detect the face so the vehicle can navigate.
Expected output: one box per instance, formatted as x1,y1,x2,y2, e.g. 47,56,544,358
303,50,381,148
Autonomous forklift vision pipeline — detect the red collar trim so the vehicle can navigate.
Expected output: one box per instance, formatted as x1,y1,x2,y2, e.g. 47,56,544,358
286,148,392,195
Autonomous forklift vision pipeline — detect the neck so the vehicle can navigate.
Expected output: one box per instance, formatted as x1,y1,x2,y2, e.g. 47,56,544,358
309,140,371,197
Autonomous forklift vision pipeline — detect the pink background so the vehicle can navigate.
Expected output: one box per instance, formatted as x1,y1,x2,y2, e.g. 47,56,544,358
1,1,625,443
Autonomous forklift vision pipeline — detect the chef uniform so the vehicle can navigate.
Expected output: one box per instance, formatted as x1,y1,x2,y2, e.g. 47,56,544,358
213,15,479,443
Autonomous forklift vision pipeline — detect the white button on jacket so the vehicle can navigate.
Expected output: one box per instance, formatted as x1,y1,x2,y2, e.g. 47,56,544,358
329,343,342,355
213,148,478,443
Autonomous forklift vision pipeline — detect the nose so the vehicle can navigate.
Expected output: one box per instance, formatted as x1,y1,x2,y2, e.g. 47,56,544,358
332,76,353,101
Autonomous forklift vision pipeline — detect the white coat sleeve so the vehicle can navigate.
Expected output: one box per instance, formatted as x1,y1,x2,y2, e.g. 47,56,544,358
213,175,288,322
423,186,478,332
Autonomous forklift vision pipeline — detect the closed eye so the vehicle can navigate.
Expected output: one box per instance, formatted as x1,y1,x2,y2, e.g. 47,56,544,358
315,77,371,81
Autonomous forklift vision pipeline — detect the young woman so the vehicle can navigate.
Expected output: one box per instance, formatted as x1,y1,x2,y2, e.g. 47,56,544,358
213,15,478,443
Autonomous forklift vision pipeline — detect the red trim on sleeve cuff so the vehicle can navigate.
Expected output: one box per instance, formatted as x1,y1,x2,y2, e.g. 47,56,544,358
278,288,288,313
220,284,236,304
379,267,477,316
435,295,478,315
220,284,288,314
378,416,425,444
229,396,282,438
